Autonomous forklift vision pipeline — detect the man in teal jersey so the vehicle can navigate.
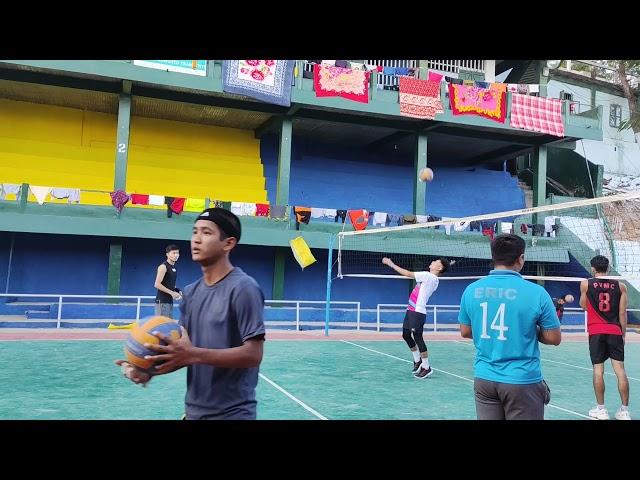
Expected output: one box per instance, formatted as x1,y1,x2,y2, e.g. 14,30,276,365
458,234,561,420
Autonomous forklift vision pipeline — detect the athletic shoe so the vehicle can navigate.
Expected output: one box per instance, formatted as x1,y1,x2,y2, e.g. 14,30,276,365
615,408,631,420
588,406,610,420
412,360,422,374
414,366,434,379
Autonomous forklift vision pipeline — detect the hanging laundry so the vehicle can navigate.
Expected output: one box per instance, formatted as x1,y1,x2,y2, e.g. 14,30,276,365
184,198,206,212
544,216,557,235
130,193,150,205
396,67,410,76
110,190,130,214
241,202,257,216
402,214,417,224
520,223,528,234
290,236,317,270
428,71,444,82
462,80,475,86
517,84,530,94
455,220,470,232
448,84,507,123
335,210,347,223
373,211,388,226
510,94,564,137
323,208,337,219
270,205,287,218
230,202,244,216
490,83,507,93
482,228,495,240
294,207,311,226
170,197,186,215
399,77,443,120
29,186,52,205
416,215,429,224
383,66,396,75
165,196,175,217
386,213,402,226
335,60,349,68
148,194,165,206
314,64,370,103
507,84,519,93
501,222,514,234
445,76,463,85
348,209,369,231
51,188,80,203
255,203,270,217
528,84,540,94
474,81,490,89
310,207,325,219
321,60,336,66
1,183,21,200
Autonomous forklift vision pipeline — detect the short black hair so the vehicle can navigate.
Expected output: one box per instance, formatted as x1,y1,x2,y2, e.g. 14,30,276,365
590,255,609,273
491,234,525,267
438,258,451,274
166,244,179,253
196,208,242,242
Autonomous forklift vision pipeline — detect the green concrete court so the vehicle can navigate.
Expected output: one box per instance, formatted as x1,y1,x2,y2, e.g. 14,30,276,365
1,338,638,420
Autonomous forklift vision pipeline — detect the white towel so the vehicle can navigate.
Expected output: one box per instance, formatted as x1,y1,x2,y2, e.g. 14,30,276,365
323,208,337,218
241,202,257,216
311,208,325,218
1,183,21,199
416,215,429,224
373,211,388,226
501,222,513,234
30,186,52,205
51,188,81,203
544,216,557,233
529,84,540,94
453,220,468,232
148,195,165,206
230,202,244,216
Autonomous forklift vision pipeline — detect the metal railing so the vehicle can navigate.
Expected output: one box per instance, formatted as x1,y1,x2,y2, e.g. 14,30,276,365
1,294,637,333
265,300,361,331
0,294,361,331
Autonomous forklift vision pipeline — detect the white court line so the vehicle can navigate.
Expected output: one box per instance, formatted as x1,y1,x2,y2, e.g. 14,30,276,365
341,340,593,420
258,373,328,420
454,340,640,382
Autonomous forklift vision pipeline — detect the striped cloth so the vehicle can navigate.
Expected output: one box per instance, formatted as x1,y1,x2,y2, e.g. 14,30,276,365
510,94,565,137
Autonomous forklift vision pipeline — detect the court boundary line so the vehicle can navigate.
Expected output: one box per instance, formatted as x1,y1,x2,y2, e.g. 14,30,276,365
340,340,593,420
453,340,640,382
258,373,328,420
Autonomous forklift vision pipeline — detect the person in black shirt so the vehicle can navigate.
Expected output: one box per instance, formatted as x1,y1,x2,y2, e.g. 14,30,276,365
154,244,182,318
552,294,574,322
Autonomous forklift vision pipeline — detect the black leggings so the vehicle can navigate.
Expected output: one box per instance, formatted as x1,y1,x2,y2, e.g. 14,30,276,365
403,326,427,353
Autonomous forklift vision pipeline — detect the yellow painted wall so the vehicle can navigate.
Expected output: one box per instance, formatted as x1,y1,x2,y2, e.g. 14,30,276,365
0,99,268,207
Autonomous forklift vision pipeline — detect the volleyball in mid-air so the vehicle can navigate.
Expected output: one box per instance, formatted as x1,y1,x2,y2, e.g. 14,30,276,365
419,167,434,182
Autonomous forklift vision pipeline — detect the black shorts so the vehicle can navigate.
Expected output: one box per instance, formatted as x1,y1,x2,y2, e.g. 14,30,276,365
403,310,426,331
589,334,624,364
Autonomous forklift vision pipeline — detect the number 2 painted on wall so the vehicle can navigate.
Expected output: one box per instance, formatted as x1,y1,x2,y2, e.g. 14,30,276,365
118,143,127,153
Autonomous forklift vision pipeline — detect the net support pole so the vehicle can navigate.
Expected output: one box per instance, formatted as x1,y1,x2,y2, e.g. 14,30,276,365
325,234,336,337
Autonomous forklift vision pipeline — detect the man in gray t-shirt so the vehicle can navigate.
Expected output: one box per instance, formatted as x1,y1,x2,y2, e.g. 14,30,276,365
116,207,266,420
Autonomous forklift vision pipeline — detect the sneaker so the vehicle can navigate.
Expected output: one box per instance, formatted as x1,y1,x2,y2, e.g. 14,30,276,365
414,366,434,379
588,407,610,420
615,408,631,420
412,360,422,374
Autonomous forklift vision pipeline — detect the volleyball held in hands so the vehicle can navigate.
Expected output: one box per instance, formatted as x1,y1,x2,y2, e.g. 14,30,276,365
419,167,434,182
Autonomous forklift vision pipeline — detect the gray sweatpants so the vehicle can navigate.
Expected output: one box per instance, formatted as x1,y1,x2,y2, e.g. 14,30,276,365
154,302,174,318
474,378,551,420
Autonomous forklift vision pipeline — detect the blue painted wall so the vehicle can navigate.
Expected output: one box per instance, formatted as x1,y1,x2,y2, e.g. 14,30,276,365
261,135,524,217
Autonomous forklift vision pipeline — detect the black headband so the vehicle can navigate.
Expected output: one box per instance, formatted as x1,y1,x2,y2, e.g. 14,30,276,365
195,208,241,241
